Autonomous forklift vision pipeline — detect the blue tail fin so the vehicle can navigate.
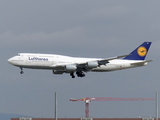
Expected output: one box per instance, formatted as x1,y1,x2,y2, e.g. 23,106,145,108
123,42,152,60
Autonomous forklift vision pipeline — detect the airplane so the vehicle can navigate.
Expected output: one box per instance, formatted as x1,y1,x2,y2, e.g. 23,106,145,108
8,42,153,78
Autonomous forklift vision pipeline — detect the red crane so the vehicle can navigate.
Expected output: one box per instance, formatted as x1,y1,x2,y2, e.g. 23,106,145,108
70,97,154,118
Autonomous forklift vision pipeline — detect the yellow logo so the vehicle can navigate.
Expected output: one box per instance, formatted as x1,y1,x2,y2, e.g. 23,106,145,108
137,46,147,57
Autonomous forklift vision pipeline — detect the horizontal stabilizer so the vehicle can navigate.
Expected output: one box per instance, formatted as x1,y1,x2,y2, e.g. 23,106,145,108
130,60,154,66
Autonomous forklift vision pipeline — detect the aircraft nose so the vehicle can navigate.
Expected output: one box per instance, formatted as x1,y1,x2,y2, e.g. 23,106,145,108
8,56,23,65
8,58,13,64
8,57,16,65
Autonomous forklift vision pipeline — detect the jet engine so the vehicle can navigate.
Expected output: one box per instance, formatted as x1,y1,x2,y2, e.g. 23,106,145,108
52,70,64,74
87,61,98,69
65,64,77,72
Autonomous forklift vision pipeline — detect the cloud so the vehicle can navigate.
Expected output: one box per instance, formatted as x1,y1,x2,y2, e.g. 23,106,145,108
1,26,125,56
0,0,159,118
84,5,129,20
1,27,87,48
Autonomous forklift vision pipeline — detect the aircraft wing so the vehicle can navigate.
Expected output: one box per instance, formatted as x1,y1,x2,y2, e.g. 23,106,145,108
77,54,130,67
50,54,130,71
97,54,131,65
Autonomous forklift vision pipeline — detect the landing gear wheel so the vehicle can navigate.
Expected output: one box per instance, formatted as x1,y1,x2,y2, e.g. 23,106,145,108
20,67,24,74
72,76,75,78
76,71,85,77
20,71,24,74
70,72,75,78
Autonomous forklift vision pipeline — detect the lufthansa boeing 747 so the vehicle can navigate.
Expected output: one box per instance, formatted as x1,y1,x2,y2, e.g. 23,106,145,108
8,42,153,78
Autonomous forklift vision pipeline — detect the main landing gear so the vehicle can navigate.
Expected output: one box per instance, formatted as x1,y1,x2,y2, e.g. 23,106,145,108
20,67,24,74
76,71,85,77
70,71,85,78
70,72,75,78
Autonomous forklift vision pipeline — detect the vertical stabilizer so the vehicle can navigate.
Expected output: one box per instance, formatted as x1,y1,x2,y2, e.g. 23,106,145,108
123,42,152,60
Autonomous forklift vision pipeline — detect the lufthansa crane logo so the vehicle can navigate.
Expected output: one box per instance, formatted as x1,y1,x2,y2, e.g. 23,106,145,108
137,46,147,57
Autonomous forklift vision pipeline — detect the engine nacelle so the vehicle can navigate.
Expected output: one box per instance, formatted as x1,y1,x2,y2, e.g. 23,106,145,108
65,64,77,72
87,61,98,69
52,70,64,74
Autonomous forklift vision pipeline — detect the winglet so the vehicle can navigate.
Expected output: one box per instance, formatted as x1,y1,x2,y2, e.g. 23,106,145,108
123,42,152,60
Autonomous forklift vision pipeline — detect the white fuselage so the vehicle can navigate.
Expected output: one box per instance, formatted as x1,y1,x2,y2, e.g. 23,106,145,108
8,53,147,72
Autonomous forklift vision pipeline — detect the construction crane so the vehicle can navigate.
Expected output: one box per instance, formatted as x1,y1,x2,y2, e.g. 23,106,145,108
70,97,154,118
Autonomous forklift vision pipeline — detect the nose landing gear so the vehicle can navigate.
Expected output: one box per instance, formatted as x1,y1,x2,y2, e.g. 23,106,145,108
20,67,24,74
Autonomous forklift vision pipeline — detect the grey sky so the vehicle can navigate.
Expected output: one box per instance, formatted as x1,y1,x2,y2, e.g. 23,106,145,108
0,0,160,118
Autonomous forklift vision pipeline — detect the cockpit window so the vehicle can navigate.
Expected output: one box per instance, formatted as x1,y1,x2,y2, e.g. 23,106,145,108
17,54,20,56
